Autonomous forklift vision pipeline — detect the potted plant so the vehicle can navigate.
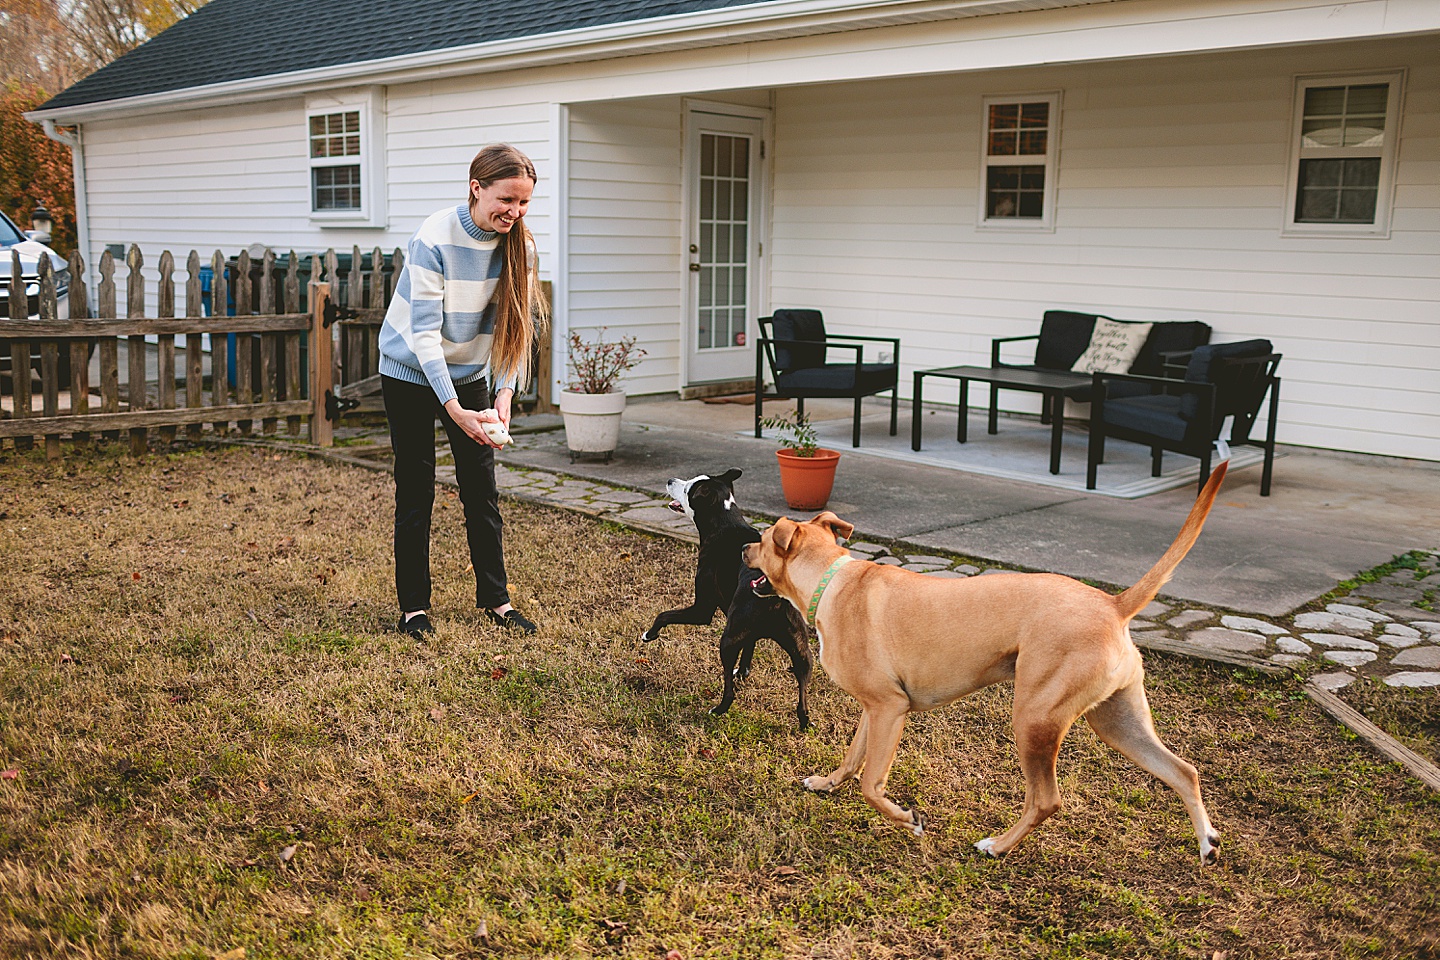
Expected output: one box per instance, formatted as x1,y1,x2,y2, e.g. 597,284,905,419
760,410,841,510
558,328,647,461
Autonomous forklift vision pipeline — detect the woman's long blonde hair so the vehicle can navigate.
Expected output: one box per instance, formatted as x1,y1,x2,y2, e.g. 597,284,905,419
468,144,549,391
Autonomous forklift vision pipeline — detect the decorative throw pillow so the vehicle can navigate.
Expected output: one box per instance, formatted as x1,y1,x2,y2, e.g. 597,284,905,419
1070,318,1153,375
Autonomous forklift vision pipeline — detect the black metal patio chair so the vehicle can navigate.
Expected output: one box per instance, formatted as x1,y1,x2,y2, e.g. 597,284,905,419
1086,339,1281,495
754,309,899,448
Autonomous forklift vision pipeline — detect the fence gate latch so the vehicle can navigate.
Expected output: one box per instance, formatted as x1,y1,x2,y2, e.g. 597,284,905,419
325,389,360,422
323,301,359,328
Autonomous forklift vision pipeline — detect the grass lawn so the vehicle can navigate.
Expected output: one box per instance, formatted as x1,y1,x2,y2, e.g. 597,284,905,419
1,445,1437,959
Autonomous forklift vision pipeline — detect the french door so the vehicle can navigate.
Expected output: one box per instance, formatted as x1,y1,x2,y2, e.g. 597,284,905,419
684,108,765,385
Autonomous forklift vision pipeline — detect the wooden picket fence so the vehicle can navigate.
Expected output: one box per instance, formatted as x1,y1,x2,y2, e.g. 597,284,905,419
0,244,402,458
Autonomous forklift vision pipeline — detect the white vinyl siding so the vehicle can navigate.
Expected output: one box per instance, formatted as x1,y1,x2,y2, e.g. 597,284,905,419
768,39,1438,461
565,97,684,396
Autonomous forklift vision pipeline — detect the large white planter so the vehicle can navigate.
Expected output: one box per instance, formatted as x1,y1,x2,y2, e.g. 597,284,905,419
558,389,627,460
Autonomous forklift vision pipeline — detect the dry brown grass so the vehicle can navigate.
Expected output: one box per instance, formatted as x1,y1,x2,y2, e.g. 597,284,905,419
0,443,1437,959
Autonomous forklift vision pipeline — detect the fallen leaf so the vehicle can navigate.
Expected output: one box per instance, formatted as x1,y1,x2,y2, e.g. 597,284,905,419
1,769,18,780
216,948,248,960
257,779,269,794
698,748,716,760
460,792,477,804
428,706,447,722
132,572,141,580
60,653,74,664
490,667,507,680
278,844,296,863
473,920,489,943
772,865,799,880
665,951,683,960
635,657,651,665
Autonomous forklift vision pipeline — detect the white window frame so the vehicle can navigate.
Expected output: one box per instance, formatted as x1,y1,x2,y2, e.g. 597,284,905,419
977,92,1061,232
1282,71,1404,239
305,87,387,228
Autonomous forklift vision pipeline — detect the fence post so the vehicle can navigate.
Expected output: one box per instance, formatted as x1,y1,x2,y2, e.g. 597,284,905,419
310,280,334,447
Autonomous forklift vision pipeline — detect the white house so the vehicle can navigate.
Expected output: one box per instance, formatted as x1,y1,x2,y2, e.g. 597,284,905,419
28,0,1440,461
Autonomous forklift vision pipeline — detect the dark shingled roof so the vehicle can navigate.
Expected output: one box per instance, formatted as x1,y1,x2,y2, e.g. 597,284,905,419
41,0,771,111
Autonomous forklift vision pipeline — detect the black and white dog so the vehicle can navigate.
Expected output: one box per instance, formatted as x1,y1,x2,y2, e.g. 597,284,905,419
641,469,813,730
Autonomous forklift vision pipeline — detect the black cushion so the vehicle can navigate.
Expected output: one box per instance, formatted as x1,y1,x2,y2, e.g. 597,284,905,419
1180,339,1273,419
1130,320,1212,378
770,309,827,372
1033,311,1103,370
775,363,897,397
1101,393,1191,443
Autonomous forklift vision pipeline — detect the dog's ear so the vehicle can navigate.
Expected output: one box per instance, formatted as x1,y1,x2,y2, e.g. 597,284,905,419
718,468,742,485
768,517,798,553
809,511,855,543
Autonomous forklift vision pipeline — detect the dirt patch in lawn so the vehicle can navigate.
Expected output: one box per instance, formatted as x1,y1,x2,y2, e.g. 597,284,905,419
1,444,1437,959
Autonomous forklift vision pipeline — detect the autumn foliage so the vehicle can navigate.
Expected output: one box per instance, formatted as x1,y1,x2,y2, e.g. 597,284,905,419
0,82,75,255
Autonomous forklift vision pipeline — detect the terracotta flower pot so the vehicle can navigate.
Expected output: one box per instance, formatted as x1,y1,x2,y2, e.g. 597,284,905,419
775,448,840,510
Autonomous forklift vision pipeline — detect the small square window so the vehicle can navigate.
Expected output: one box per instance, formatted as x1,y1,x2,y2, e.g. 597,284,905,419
979,93,1060,230
1286,73,1402,237
306,93,386,226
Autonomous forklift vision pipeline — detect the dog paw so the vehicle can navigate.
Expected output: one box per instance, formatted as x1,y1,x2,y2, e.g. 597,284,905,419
801,775,834,793
974,838,1001,857
907,809,926,837
1200,834,1221,866
639,630,655,643
708,703,731,716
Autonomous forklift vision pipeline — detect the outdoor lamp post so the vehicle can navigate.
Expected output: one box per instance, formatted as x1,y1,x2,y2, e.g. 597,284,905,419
29,205,53,243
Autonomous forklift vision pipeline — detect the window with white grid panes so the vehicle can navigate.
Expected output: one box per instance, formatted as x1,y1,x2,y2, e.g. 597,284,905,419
1287,74,1402,235
980,93,1059,229
697,132,750,351
309,110,362,211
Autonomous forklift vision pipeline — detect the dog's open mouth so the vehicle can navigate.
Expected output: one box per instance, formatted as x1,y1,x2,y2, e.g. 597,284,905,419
750,573,775,596
667,500,684,514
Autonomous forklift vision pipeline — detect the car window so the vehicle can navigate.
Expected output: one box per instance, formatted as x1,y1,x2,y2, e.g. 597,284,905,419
0,211,26,246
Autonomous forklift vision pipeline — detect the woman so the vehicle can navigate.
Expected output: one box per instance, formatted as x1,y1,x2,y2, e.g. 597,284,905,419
378,143,547,637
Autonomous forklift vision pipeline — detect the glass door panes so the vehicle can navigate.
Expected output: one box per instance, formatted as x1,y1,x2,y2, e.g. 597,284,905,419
697,132,750,351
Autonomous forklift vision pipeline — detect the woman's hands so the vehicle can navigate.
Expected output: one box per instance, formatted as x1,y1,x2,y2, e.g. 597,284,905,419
444,388,514,448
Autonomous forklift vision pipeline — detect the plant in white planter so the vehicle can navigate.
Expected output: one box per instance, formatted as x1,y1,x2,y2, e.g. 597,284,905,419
558,328,647,461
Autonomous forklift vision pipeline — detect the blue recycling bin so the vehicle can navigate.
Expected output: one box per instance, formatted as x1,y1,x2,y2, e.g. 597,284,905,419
196,264,241,387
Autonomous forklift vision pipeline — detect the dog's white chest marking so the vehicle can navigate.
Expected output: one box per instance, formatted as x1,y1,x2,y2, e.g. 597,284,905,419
722,495,736,511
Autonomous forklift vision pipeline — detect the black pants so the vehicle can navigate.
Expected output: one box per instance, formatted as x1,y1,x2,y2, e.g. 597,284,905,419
382,375,509,613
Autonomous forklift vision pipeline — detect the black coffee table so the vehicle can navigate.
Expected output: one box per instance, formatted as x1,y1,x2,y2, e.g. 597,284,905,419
911,365,1092,474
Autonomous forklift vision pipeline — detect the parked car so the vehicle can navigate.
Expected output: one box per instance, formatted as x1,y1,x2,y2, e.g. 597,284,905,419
1,208,77,390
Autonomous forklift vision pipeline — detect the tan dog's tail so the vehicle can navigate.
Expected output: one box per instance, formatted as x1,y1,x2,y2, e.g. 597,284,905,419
1114,461,1229,622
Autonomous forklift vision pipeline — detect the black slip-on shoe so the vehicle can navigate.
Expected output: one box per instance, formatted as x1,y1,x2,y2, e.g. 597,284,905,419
396,612,434,638
482,608,538,635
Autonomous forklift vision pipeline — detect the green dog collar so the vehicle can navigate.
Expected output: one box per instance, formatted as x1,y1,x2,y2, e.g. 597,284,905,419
806,555,853,627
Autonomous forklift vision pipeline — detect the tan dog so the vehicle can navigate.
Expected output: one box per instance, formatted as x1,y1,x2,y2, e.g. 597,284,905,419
741,463,1229,864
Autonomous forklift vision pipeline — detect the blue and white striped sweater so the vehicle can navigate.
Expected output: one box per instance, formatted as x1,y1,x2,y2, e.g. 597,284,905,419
378,204,518,405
